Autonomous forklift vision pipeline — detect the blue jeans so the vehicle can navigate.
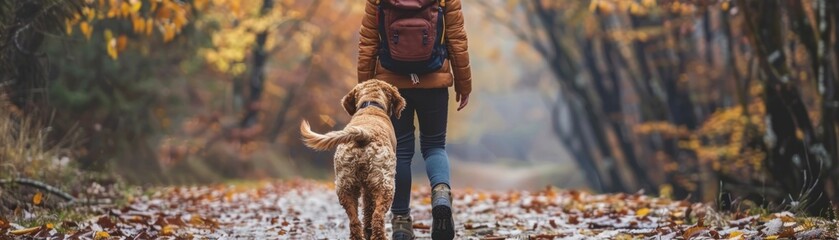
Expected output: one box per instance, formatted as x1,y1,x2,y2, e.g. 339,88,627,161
389,88,451,216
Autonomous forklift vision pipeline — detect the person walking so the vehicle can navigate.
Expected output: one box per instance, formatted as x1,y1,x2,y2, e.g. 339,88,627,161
356,0,472,239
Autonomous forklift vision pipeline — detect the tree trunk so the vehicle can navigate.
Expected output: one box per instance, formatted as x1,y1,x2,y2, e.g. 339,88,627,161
740,0,830,215
240,0,274,129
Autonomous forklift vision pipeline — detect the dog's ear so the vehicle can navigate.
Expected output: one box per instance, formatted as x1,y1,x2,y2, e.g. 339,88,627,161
384,84,406,119
341,87,358,116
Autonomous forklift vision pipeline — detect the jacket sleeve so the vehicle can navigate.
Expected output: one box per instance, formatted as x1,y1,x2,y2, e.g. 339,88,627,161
444,0,472,95
357,0,380,83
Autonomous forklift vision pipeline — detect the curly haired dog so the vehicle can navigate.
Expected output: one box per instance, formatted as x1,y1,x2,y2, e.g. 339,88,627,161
300,79,406,240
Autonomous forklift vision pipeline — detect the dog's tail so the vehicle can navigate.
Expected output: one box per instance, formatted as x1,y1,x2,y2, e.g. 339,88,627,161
300,120,372,151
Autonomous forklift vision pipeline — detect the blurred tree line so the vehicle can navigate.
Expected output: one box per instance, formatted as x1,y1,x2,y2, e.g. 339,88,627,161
483,0,837,216
1,0,362,183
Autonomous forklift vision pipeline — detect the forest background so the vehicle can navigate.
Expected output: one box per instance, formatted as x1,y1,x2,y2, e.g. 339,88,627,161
2,0,838,218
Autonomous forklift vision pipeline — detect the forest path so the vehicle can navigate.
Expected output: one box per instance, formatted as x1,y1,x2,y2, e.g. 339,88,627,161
2,180,835,239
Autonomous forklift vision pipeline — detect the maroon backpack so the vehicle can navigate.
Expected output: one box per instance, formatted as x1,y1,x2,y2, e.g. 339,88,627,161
377,0,448,83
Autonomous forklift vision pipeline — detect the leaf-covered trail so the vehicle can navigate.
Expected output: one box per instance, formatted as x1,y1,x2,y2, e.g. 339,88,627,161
2,180,837,239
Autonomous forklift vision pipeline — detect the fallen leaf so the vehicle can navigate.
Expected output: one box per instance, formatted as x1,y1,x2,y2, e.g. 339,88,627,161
727,230,742,239
94,231,110,239
161,224,175,236
10,226,40,235
636,208,651,218
33,192,43,205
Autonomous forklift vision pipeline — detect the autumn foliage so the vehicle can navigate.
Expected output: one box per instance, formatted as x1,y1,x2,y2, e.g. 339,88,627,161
483,0,839,215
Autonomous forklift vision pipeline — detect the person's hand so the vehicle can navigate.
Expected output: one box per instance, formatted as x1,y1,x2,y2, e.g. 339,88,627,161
456,92,469,111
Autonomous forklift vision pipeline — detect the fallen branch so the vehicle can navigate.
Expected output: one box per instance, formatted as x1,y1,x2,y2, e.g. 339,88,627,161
0,178,76,202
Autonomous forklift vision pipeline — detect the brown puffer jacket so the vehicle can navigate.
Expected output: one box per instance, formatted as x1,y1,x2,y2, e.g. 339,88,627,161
357,0,472,96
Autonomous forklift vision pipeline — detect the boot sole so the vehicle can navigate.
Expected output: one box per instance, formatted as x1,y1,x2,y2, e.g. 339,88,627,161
431,205,455,240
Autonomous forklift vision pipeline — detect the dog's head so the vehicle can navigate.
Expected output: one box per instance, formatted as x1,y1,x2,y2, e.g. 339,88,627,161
341,79,406,119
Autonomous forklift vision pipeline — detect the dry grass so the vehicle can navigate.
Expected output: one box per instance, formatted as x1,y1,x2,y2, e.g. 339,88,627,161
0,99,90,217
0,108,79,184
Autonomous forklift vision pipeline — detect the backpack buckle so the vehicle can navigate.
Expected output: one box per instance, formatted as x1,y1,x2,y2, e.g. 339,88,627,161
410,74,419,85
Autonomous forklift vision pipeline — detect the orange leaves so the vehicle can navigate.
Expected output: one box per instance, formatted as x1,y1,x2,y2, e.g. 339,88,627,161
103,30,128,59
587,0,701,17
93,231,110,239
129,0,142,13
32,192,43,205
0,218,9,229
635,207,651,218
160,224,176,236
65,19,74,35
130,15,145,34
104,30,118,59
80,22,93,40
2,180,838,239
161,22,178,42
634,121,690,137
65,0,197,58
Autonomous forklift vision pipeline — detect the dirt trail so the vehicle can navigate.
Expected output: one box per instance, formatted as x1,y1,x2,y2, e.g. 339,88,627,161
2,180,836,239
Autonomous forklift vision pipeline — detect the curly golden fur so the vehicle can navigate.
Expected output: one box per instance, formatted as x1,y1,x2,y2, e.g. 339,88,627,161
300,79,406,240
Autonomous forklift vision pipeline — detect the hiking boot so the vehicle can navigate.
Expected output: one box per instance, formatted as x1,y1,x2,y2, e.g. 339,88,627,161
431,184,455,240
391,213,414,240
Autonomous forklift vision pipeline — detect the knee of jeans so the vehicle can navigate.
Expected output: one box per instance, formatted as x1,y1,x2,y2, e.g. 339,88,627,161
420,147,446,159
419,132,445,149
396,145,415,162
396,151,415,163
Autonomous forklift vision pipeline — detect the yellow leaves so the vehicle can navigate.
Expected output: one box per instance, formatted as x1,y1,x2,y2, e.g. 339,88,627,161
162,22,178,42
634,121,689,137
189,215,205,225
682,225,707,239
132,15,145,33
105,30,119,59
727,230,743,239
659,184,673,199
93,231,111,239
120,1,133,17
129,0,143,13
83,7,97,21
589,0,614,14
9,226,40,235
32,192,43,205
69,0,193,53
628,2,647,16
173,11,188,30
145,18,154,36
635,208,651,218
65,20,74,35
117,35,128,51
161,224,176,235
80,22,94,40
194,0,209,10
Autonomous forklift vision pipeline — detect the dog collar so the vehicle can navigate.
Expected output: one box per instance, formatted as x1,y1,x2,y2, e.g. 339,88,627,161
360,101,386,111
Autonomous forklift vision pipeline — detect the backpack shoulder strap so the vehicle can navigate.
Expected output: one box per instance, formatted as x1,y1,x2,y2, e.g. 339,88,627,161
439,0,446,44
